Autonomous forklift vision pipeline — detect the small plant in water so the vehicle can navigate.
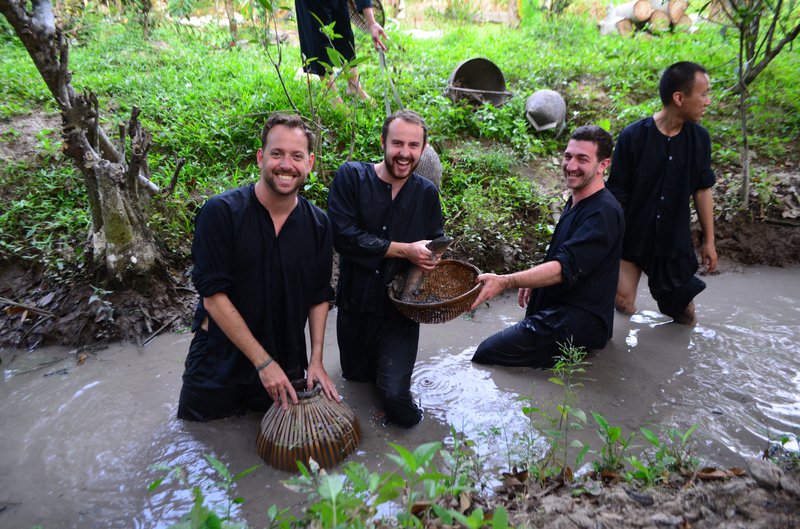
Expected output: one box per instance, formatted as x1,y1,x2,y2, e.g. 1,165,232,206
517,341,592,484
591,411,635,476
148,454,259,528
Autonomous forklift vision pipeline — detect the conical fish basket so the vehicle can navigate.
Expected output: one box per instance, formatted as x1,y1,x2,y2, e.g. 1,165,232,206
256,380,361,472
347,0,385,33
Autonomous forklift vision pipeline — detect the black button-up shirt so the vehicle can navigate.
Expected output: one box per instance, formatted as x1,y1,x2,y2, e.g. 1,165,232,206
607,117,715,261
527,188,624,343
327,162,444,314
191,184,334,383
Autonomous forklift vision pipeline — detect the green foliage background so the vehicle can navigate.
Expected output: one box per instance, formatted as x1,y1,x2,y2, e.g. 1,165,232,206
0,2,798,281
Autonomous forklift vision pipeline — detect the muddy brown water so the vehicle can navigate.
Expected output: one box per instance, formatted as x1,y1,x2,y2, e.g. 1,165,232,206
1,264,798,528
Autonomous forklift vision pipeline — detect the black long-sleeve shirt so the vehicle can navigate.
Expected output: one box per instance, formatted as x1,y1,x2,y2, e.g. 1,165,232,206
327,162,444,315
527,187,624,343
607,117,715,261
191,185,334,383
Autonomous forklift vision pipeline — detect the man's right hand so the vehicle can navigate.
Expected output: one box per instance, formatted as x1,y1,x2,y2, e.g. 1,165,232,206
405,240,436,271
258,362,298,411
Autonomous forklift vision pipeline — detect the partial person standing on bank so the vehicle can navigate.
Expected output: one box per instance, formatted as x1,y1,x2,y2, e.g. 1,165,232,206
470,125,624,368
294,0,388,102
607,61,718,325
178,113,337,422
327,110,444,428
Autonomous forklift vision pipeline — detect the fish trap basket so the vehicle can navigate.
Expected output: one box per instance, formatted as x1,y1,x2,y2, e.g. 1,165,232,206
388,259,482,324
347,0,385,33
256,379,361,472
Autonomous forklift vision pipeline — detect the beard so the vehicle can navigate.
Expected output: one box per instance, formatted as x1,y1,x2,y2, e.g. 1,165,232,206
264,169,306,196
563,163,598,191
383,152,421,181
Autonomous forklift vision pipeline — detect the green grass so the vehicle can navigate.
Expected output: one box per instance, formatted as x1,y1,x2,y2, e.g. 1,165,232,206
1,8,798,278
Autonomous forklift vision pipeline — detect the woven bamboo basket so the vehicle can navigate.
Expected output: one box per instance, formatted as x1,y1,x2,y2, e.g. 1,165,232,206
347,0,385,33
256,380,361,472
388,259,483,324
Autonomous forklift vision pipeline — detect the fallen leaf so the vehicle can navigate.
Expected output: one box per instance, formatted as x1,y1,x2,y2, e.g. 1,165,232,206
411,501,432,517
459,491,471,513
77,353,87,365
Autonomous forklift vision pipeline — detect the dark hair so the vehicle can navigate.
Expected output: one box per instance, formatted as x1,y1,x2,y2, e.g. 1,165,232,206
381,110,428,146
260,113,315,152
569,125,614,161
658,61,707,107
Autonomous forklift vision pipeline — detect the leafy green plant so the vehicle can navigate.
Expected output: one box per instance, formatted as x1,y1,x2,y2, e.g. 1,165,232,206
626,424,700,486
591,411,635,475
517,342,592,484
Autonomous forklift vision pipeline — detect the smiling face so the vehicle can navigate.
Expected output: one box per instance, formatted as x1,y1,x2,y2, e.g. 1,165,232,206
256,124,315,197
380,118,426,181
561,139,610,194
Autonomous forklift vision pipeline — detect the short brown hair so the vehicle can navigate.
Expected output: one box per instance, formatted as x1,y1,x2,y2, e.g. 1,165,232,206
381,110,428,146
261,113,315,152
569,125,614,161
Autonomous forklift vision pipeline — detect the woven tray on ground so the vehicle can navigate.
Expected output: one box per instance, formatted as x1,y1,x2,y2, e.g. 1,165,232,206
256,380,361,472
388,259,482,324
347,0,385,33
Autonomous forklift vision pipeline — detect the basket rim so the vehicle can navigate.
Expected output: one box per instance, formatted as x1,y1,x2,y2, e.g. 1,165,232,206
388,259,483,309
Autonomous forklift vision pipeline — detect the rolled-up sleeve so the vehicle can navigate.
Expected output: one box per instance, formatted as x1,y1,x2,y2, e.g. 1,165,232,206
552,209,617,289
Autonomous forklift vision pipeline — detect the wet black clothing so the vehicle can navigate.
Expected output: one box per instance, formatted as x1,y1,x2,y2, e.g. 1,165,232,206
328,162,444,315
328,161,444,427
473,188,624,368
607,117,715,318
295,0,372,77
607,117,715,262
178,184,334,422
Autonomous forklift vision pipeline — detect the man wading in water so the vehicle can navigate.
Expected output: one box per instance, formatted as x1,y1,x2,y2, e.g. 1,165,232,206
608,61,718,325
178,113,338,421
470,125,624,368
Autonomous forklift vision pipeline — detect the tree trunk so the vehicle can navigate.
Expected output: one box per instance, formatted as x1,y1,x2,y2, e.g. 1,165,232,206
0,0,166,288
508,0,521,28
667,0,687,23
672,13,692,31
632,0,654,21
738,29,750,209
647,9,671,33
225,0,237,41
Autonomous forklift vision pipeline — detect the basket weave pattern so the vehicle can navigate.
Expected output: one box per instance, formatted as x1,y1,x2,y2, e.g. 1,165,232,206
389,259,482,324
256,381,361,472
347,0,385,33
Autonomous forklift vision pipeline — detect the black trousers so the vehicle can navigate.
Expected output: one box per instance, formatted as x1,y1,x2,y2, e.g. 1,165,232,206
337,305,422,427
177,330,272,422
472,307,606,369
638,252,706,319
295,0,356,77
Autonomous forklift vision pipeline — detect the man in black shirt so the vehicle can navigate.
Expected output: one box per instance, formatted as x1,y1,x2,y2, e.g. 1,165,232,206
178,114,338,422
608,62,718,325
470,125,623,368
327,110,444,427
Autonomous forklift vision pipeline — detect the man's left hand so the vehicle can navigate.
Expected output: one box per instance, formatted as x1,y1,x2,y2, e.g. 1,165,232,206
701,240,718,274
369,22,388,51
307,362,340,401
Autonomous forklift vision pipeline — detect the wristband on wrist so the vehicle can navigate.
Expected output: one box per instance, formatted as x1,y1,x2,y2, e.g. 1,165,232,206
256,357,273,372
